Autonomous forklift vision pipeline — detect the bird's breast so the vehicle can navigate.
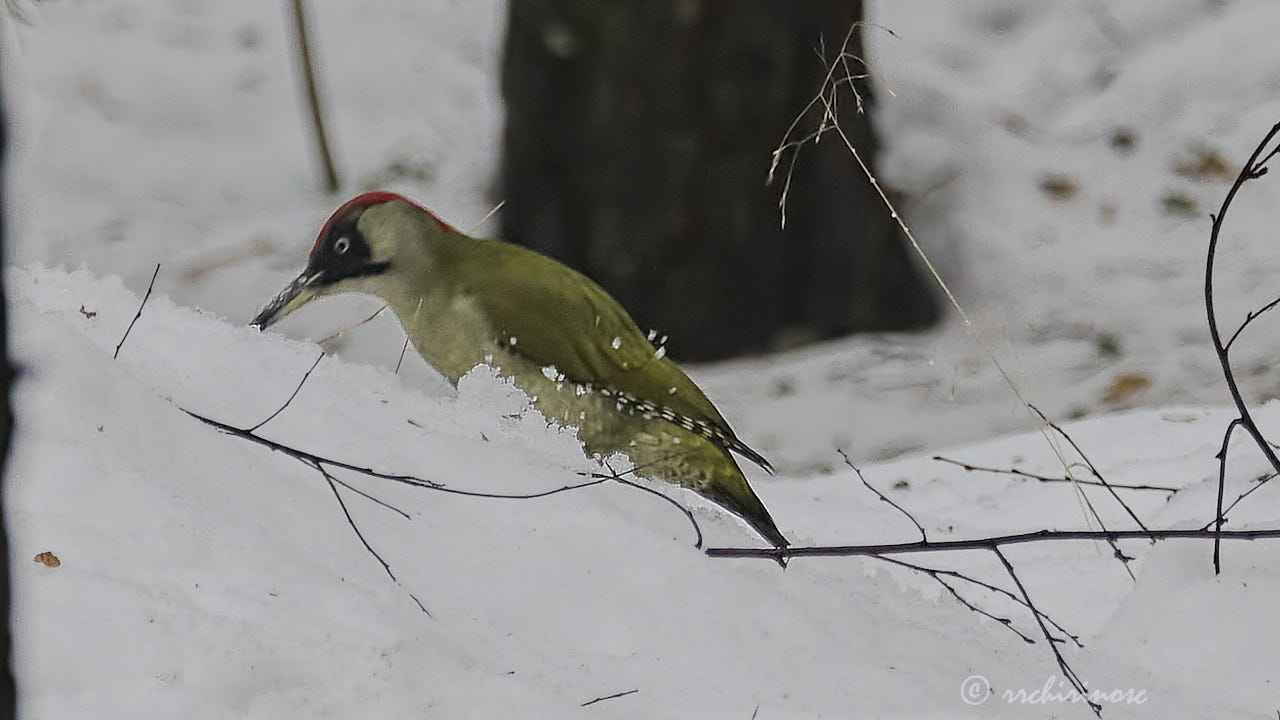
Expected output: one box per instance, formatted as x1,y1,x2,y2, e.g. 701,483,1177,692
390,290,494,384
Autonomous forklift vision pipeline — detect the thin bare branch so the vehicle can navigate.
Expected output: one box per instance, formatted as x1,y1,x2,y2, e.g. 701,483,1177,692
1205,122,1280,476
605,470,704,550
795,27,1103,519
1018,408,1137,581
705,527,1280,562
179,406,718,522
186,407,621,500
873,555,1034,644
1224,293,1280,352
318,305,386,345
288,0,340,192
249,351,324,432
1209,471,1279,525
992,547,1100,716
394,336,412,374
1031,405,1150,535
1213,418,1243,574
328,474,412,521
318,461,398,582
871,555,1081,648
933,455,1179,493
840,449,927,541
317,460,429,616
580,689,638,707
1203,121,1280,572
181,401,717,617
114,263,161,359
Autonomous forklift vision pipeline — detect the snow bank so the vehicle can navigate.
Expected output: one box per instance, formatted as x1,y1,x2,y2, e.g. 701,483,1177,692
8,266,1279,717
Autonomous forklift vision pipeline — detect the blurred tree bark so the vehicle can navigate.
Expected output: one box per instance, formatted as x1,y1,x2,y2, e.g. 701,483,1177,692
501,0,937,362
0,57,16,720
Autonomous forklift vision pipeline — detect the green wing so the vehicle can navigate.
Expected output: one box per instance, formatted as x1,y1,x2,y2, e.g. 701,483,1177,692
460,239,770,470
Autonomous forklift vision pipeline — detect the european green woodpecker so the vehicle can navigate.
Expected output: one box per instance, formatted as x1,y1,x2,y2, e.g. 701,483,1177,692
251,192,787,549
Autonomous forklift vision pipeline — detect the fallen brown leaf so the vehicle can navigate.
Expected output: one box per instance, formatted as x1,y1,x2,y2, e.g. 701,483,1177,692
1103,373,1151,408
1038,173,1079,201
1174,149,1235,182
34,551,61,568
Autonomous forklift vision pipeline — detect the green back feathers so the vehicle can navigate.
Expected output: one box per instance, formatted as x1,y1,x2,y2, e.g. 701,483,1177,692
454,238,736,436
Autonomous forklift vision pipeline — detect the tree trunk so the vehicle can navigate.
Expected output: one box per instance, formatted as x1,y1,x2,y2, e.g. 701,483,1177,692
500,0,937,362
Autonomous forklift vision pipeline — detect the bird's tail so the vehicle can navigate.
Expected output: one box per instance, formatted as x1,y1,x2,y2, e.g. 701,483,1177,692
704,456,789,550
620,430,788,557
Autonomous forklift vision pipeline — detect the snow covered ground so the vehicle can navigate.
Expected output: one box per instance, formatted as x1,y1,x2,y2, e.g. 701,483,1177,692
6,0,1280,717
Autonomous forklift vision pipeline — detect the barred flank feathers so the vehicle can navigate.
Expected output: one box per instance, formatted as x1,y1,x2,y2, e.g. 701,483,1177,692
597,387,774,474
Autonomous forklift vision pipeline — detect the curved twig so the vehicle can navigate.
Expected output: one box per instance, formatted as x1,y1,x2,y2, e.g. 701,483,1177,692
1205,123,1280,474
1203,121,1280,574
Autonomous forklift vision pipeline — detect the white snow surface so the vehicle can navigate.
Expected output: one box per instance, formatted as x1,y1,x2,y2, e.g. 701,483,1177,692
12,266,1280,718
7,0,1280,717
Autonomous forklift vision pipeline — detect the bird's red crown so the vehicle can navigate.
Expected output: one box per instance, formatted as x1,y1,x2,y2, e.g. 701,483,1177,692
311,192,457,254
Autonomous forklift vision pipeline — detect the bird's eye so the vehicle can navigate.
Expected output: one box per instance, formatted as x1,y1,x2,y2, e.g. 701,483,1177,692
334,236,351,255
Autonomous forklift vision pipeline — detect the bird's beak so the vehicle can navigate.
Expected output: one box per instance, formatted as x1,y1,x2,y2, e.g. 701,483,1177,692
250,269,324,330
